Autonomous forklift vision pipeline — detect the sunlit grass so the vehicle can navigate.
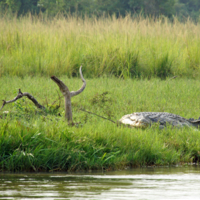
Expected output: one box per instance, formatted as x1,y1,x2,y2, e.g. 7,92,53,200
0,15,200,78
1,14,200,171
0,77,200,171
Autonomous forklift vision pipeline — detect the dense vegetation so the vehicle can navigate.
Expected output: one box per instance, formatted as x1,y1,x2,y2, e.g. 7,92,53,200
0,15,200,79
0,16,200,172
0,0,200,22
1,77,200,172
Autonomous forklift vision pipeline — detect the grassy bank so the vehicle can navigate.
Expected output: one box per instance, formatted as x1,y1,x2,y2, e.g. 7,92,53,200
0,77,200,172
0,15,200,79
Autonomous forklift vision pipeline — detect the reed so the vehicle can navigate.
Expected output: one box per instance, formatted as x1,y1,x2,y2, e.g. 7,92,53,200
0,15,200,79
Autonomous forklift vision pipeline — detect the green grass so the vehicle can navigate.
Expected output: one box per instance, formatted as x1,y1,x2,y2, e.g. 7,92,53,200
1,15,200,172
0,15,200,79
0,76,200,172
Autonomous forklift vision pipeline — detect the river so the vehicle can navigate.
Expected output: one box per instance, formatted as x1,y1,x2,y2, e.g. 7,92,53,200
1,166,200,199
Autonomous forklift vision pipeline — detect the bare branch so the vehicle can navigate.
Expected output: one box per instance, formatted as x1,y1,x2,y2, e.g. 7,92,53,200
79,108,116,124
1,66,86,125
0,89,45,111
51,75,72,123
70,66,86,97
0,100,7,111
51,66,86,124
22,91,45,109
50,76,70,96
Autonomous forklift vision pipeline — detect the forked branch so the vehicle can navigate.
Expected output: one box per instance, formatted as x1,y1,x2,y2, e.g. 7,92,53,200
70,66,86,97
1,66,86,125
51,66,86,123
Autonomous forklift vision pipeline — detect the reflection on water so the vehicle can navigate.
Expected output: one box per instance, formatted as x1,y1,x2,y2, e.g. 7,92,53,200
1,166,200,200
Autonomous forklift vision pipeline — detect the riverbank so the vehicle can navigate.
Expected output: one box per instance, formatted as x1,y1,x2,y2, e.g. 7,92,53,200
1,166,200,199
0,77,200,172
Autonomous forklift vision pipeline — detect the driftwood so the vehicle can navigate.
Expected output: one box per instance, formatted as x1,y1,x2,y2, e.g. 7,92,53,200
0,66,86,124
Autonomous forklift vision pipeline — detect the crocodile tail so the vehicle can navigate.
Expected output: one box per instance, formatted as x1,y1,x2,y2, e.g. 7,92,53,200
190,119,200,128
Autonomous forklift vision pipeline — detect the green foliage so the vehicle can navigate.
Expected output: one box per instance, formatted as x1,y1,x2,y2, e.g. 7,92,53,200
175,0,200,22
1,77,200,172
0,0,39,16
6,0,21,13
37,0,176,18
89,91,114,119
0,0,200,22
129,0,175,18
94,0,130,16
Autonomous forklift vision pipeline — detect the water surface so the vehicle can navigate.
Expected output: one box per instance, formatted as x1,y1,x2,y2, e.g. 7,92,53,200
1,166,200,199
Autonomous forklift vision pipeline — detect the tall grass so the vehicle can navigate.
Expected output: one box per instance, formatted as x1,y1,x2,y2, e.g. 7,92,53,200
0,77,200,171
0,15,200,78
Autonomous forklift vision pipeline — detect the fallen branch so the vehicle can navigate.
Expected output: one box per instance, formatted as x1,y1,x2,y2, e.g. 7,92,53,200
0,89,45,111
1,66,86,125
